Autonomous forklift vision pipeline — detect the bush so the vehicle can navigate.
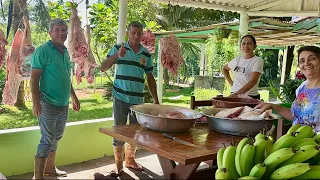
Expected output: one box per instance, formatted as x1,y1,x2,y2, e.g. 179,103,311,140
0,68,5,104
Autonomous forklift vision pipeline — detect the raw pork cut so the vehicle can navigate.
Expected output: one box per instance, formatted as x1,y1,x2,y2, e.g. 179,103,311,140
2,16,34,105
83,25,97,84
160,34,183,75
215,106,274,120
159,111,187,119
140,29,156,53
0,29,8,69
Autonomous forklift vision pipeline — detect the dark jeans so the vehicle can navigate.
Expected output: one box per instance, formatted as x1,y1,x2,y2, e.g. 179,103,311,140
112,97,138,146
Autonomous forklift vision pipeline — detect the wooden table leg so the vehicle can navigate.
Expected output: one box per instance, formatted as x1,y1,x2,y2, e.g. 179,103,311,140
157,155,200,180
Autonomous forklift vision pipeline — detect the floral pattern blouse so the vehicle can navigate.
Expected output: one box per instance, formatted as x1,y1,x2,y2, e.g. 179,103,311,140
291,80,320,133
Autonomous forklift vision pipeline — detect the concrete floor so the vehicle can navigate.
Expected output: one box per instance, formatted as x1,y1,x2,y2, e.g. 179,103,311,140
7,150,164,180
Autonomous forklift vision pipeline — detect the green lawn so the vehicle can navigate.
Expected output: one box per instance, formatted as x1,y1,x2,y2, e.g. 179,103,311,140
0,79,274,130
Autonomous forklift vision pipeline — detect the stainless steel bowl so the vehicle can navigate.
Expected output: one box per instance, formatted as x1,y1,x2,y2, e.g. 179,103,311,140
130,104,202,133
201,108,275,136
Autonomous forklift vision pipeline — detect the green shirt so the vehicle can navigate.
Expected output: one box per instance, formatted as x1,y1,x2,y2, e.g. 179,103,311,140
31,41,71,106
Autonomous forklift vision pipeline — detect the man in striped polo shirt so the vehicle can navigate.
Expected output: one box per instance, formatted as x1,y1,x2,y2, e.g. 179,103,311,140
101,21,159,177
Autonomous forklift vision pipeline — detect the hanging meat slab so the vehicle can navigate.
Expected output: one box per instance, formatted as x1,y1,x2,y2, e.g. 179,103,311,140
83,25,97,84
140,29,156,53
2,16,34,105
0,29,8,69
160,34,184,75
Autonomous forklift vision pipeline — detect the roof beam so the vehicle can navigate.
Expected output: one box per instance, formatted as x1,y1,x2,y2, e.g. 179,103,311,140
249,0,294,11
152,0,246,12
247,11,320,17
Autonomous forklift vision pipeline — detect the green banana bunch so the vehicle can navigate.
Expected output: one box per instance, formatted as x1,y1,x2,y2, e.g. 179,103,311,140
238,176,257,180
309,130,316,138
235,137,250,176
291,138,317,149
287,124,301,134
215,168,230,179
254,132,265,142
263,148,295,178
253,138,268,165
240,143,255,176
222,145,239,179
295,125,314,141
271,133,296,153
264,138,273,158
279,145,320,167
249,163,266,179
270,163,310,179
217,145,226,169
292,165,320,179
314,133,320,143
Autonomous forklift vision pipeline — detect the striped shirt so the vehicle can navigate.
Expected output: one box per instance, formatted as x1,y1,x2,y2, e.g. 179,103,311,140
107,42,153,104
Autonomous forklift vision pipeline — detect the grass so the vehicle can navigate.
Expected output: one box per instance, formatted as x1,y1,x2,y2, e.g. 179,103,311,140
0,76,274,130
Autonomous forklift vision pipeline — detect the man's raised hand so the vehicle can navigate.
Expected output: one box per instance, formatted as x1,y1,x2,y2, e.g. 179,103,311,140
118,42,126,58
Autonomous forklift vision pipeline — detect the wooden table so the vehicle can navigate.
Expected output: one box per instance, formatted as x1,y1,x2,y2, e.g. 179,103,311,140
99,124,242,180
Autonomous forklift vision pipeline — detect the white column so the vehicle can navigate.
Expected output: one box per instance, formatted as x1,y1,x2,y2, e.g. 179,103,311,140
239,11,249,39
200,44,206,76
280,47,288,86
117,0,128,43
157,42,163,104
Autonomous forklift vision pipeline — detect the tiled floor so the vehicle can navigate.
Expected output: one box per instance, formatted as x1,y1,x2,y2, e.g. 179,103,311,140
7,150,164,180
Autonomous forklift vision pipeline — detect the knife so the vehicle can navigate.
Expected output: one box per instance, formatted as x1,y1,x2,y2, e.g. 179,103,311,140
163,133,197,147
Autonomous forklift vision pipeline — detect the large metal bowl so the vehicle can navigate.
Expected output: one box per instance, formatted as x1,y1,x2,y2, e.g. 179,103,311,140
130,104,202,133
201,108,275,136
212,97,261,108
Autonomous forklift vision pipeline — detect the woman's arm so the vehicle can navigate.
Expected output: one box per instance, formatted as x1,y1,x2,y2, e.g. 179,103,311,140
259,103,293,121
235,72,261,95
222,64,233,86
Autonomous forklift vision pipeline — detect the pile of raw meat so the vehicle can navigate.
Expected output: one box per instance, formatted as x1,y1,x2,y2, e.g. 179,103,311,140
160,34,183,75
68,3,97,84
159,111,187,119
215,106,275,120
2,16,35,105
140,29,156,53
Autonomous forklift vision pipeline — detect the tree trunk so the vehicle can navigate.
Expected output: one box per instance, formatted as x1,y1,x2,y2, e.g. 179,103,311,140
284,46,295,77
13,0,27,108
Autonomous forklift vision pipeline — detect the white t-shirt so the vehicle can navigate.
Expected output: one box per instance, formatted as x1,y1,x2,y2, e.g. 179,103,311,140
227,56,264,96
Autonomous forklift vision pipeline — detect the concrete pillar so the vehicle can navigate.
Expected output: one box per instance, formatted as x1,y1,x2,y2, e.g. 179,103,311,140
157,42,163,104
239,11,249,40
117,0,128,43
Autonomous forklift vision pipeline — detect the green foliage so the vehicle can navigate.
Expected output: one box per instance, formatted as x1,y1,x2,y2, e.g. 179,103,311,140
47,1,72,21
193,88,222,100
0,68,5,104
269,75,304,103
30,0,51,32
206,33,238,74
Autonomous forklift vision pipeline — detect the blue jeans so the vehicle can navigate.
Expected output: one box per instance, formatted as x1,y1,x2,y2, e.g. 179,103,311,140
36,94,68,158
112,97,138,147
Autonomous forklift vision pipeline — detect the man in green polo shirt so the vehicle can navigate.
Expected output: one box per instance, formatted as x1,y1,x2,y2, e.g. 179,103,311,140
30,18,80,179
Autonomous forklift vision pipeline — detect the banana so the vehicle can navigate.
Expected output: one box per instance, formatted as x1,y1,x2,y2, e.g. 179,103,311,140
309,130,316,138
287,124,301,135
222,145,239,179
217,146,226,169
291,138,317,149
235,137,250,176
238,176,257,180
279,145,320,167
271,133,296,153
267,135,274,144
253,138,268,165
254,132,265,142
270,163,310,179
263,148,295,179
292,165,320,179
240,143,255,176
249,163,266,179
264,138,273,158
215,168,230,179
314,133,320,143
310,151,320,165
295,125,314,141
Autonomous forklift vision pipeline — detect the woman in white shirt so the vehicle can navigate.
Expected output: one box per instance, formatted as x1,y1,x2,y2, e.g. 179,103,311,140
222,35,264,99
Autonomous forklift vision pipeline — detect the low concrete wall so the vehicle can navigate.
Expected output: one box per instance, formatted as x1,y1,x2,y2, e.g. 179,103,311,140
0,118,114,176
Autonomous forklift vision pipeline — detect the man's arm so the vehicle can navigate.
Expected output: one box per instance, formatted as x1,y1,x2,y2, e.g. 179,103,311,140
30,69,43,116
235,72,261,95
100,53,118,72
222,64,233,86
70,85,80,111
146,73,159,104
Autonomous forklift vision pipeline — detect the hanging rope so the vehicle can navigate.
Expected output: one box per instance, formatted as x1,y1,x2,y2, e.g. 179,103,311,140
85,0,89,25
